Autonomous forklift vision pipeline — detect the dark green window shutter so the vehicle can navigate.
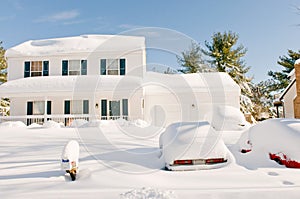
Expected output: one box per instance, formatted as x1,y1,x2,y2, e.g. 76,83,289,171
100,59,106,75
24,61,30,78
43,61,49,76
47,101,51,115
62,60,68,76
81,60,87,75
120,59,126,75
101,99,107,119
27,101,33,115
64,100,70,114
83,100,89,114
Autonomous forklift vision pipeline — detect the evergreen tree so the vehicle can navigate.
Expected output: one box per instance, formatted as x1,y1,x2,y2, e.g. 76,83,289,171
202,31,252,95
0,41,7,84
177,42,212,73
0,41,9,116
268,49,300,92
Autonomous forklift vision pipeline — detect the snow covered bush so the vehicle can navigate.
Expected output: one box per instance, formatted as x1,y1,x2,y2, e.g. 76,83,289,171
0,121,26,128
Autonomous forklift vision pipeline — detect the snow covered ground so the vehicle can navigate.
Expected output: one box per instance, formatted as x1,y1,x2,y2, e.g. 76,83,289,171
1,119,300,199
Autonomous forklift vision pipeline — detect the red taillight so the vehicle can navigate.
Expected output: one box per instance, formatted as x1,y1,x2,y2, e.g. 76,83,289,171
173,158,226,166
205,158,226,164
173,160,193,165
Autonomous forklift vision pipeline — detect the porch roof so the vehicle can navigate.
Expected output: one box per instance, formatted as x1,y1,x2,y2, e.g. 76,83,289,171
0,75,141,98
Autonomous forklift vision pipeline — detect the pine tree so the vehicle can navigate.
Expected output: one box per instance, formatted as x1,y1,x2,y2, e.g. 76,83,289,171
0,41,9,116
0,41,7,84
202,31,252,95
177,42,212,73
268,49,300,92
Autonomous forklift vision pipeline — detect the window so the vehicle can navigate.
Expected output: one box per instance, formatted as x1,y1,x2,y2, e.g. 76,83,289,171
101,98,128,119
100,58,126,76
62,60,87,76
64,100,89,114
24,61,49,78
27,101,51,115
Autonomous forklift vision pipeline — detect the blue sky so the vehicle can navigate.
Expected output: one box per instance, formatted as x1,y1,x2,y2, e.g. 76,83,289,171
1,0,300,82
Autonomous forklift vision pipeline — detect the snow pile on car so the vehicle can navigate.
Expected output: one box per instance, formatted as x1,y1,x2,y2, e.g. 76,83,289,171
160,121,228,166
120,187,176,199
205,105,250,131
244,119,300,160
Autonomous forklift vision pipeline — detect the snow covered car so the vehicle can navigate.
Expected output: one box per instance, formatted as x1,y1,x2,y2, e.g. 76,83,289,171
159,121,230,171
238,119,300,168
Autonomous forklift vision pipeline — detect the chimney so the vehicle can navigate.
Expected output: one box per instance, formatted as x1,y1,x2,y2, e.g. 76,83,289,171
293,59,300,118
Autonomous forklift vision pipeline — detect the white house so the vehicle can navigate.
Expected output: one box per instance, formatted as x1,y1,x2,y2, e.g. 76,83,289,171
275,59,300,118
0,35,240,126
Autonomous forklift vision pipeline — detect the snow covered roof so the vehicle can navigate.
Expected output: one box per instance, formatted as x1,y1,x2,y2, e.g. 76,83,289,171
0,75,142,97
144,72,240,93
5,35,145,57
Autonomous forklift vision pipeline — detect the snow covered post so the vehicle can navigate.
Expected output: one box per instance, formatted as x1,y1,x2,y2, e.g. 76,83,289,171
293,59,300,118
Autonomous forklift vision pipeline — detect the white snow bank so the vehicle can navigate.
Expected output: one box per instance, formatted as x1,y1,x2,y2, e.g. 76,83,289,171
83,118,150,128
0,121,26,128
28,123,43,128
70,119,88,128
205,105,250,131
160,121,228,165
43,120,64,128
120,187,176,199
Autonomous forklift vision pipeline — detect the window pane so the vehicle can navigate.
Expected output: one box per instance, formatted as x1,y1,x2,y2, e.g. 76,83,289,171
81,60,87,75
31,61,42,71
31,72,42,77
122,99,128,116
69,60,80,71
107,59,118,70
108,70,118,75
83,100,89,114
100,59,106,75
33,101,45,115
120,59,126,75
62,60,68,76
109,100,120,116
72,100,82,114
69,71,80,76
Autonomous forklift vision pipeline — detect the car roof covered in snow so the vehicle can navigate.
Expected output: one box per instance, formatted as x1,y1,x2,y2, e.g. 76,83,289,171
5,35,145,57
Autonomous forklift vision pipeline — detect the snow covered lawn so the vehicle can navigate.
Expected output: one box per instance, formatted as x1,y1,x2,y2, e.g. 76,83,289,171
1,120,300,199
